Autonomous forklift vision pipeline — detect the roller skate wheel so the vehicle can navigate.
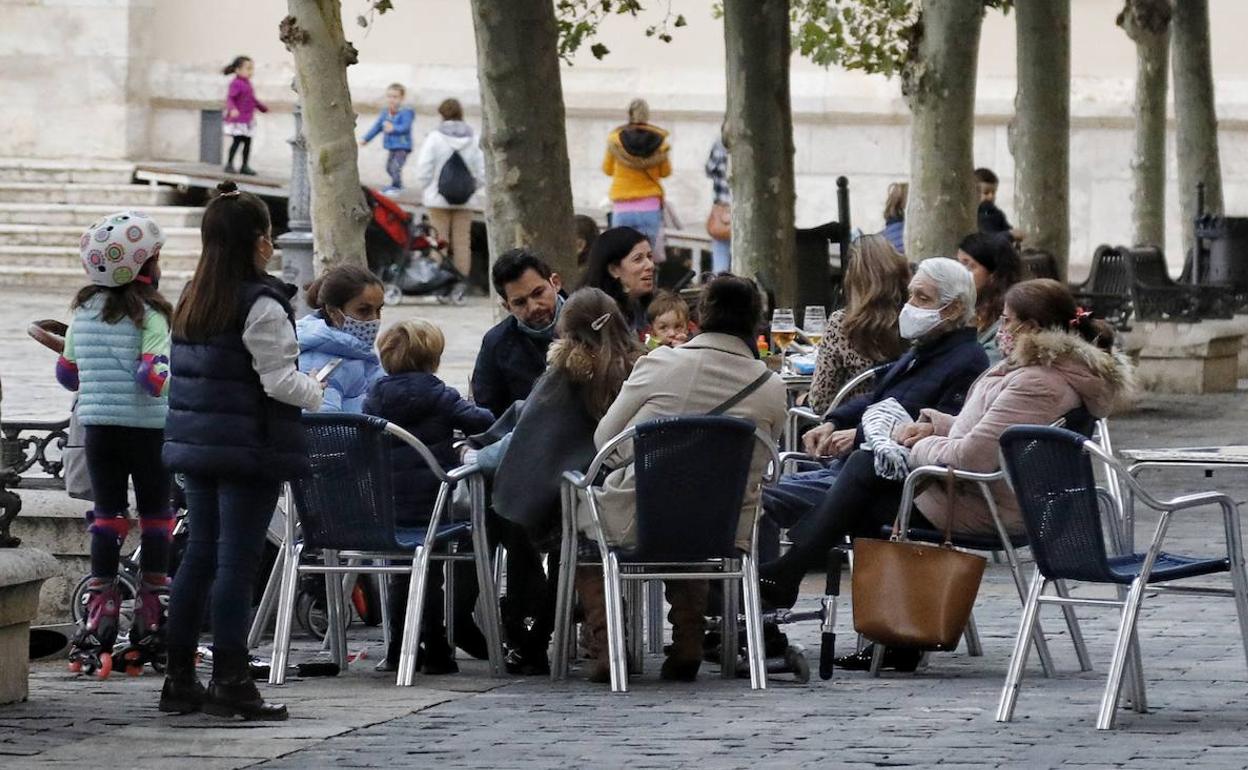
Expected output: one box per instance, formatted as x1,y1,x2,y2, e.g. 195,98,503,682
68,659,83,673
96,653,113,679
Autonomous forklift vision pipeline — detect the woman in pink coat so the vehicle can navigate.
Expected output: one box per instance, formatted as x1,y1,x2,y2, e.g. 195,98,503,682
759,279,1134,624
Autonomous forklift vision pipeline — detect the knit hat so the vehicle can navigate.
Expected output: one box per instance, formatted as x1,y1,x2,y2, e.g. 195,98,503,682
79,210,165,288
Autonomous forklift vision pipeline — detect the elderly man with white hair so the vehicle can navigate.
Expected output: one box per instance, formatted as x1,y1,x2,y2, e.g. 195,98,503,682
758,257,989,608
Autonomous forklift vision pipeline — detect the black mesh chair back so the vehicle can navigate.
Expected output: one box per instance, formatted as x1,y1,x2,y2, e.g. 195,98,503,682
999,425,1118,583
1128,246,1175,287
291,413,404,553
1086,245,1131,295
628,415,758,562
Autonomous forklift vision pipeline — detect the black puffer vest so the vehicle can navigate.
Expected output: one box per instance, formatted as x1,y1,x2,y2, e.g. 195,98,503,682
163,277,309,480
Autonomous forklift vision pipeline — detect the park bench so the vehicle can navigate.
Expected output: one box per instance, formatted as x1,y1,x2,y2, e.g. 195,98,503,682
1126,245,1234,322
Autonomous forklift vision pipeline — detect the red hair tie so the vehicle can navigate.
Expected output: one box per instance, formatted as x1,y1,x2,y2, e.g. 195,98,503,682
1069,307,1092,327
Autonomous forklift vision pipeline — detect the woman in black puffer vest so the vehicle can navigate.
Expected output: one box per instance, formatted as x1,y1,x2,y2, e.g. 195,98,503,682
160,182,323,721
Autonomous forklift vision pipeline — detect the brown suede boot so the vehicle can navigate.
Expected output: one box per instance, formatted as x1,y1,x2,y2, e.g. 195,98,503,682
574,566,612,684
662,580,708,682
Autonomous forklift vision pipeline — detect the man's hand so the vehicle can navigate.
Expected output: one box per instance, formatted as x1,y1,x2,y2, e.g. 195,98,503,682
802,424,856,458
893,422,936,448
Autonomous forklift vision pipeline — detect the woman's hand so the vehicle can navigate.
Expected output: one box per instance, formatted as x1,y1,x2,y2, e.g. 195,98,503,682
892,422,935,448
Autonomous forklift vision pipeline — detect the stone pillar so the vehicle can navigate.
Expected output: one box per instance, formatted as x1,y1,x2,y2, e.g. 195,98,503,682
3,0,153,159
0,548,59,704
277,93,315,316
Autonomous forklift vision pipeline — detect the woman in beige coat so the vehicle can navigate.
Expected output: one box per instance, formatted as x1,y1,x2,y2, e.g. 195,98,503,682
759,279,1133,624
584,274,787,682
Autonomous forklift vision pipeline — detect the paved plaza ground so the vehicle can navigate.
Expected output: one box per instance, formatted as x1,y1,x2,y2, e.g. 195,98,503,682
3,287,1248,768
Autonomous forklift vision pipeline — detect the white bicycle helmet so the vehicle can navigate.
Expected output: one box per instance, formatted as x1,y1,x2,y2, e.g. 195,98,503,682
79,210,165,288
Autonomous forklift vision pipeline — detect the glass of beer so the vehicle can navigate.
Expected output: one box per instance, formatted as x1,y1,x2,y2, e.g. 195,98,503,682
803,306,827,348
771,308,797,374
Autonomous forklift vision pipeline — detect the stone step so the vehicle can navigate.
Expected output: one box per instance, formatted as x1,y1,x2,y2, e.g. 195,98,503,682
0,157,135,185
0,245,203,271
0,183,177,206
0,223,202,250
0,203,203,227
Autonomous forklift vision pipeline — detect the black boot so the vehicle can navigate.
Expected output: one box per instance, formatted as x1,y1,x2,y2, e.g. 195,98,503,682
834,644,921,673
203,649,288,721
420,634,460,676
158,645,206,714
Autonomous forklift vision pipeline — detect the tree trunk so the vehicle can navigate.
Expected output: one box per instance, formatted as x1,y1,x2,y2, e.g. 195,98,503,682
281,1,368,270
903,0,984,262
1171,0,1223,257
1119,0,1171,249
723,0,796,307
1012,1,1070,276
469,0,578,281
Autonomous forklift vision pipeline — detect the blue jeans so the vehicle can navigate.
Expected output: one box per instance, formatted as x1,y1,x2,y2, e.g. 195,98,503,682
166,475,280,653
762,461,843,542
710,238,731,273
612,207,663,253
386,149,409,189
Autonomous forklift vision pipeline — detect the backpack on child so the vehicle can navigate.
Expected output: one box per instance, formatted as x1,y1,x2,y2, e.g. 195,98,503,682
437,150,477,205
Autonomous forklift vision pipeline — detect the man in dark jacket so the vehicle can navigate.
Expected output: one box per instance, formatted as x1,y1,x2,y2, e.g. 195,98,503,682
762,258,989,540
471,249,564,417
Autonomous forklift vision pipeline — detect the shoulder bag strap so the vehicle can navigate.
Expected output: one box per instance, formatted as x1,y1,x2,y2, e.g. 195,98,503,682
708,370,773,416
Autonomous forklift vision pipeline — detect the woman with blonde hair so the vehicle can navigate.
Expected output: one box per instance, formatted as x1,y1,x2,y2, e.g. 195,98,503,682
806,234,911,414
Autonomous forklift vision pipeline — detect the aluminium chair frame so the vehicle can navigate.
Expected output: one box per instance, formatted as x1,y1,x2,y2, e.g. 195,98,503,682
550,424,782,693
268,421,505,687
878,463,1093,678
784,363,888,453
995,437,1248,730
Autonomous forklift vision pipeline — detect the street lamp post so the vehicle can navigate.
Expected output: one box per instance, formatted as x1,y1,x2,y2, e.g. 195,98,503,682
277,86,315,316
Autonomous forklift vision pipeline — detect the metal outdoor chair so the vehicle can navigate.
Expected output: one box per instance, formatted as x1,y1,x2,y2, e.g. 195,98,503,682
784,363,889,453
551,415,781,692
996,426,1248,730
1071,245,1134,330
269,413,505,687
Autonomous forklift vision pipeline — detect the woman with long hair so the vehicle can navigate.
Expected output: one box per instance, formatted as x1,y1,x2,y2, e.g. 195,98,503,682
806,234,911,414
160,182,323,720
579,226,656,334
488,288,644,676
957,232,1023,363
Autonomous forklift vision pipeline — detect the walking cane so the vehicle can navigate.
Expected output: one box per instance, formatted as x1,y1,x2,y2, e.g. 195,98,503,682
819,548,844,680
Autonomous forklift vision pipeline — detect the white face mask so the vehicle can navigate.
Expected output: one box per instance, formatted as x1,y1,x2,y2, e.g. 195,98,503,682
898,302,947,341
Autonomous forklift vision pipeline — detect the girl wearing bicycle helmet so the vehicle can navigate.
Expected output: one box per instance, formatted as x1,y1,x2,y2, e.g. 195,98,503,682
59,210,174,679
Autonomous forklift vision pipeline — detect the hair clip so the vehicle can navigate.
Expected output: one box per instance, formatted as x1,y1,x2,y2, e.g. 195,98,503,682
219,190,241,198
1069,306,1092,327
590,312,611,331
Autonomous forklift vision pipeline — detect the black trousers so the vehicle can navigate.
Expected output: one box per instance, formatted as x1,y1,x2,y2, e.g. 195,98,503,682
775,448,932,571
227,135,252,168
83,425,172,577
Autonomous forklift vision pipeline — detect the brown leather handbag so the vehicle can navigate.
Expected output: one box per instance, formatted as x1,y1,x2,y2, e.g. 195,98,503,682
706,201,731,241
851,470,987,650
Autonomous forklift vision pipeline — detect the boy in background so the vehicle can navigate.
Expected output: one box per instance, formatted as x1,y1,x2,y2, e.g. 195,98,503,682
974,167,1025,243
361,83,415,196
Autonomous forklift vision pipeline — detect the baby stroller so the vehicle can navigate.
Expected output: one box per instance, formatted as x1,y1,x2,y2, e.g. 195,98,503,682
363,187,467,306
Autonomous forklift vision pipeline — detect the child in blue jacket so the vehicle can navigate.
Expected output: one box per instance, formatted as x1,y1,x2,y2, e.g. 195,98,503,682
364,319,494,674
59,210,173,678
297,265,386,413
360,83,415,196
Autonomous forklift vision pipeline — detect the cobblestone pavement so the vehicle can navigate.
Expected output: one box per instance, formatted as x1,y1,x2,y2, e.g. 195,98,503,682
5,288,1248,768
